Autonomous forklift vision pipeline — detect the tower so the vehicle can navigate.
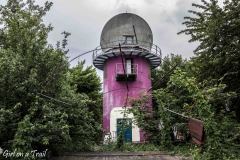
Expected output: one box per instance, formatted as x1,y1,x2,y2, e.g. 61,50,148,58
93,13,161,143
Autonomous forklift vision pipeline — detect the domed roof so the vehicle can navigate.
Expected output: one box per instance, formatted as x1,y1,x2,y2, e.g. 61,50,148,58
93,13,161,70
100,13,153,49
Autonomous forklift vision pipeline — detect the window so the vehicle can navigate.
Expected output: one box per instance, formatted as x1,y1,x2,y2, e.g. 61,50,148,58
126,58,132,74
124,35,134,44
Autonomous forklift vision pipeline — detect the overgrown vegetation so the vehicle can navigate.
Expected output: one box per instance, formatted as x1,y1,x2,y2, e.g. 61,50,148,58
0,0,240,160
0,0,102,158
129,0,240,159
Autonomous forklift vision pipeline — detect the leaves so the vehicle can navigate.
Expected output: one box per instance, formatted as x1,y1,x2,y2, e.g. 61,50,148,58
0,0,102,156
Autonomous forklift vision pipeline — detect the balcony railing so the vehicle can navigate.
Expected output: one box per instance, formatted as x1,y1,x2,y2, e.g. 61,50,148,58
93,40,162,60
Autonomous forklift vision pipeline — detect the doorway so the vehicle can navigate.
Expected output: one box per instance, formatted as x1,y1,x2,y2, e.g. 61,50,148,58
126,59,132,74
117,118,132,142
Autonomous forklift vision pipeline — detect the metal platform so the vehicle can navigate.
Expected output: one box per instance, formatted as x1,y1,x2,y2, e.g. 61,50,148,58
93,41,162,70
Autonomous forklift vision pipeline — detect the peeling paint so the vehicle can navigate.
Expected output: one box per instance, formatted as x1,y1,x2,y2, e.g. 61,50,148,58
103,56,152,142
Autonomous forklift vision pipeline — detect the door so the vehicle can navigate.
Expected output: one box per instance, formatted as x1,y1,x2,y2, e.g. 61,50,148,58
117,118,132,142
126,59,132,74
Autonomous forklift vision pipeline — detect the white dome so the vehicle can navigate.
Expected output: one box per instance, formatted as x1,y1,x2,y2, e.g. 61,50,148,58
100,13,153,49
93,13,161,70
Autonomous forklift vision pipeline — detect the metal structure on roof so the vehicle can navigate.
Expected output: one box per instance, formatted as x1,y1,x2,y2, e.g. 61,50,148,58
93,13,161,70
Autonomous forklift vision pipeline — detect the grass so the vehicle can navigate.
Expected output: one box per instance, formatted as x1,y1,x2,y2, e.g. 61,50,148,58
92,142,197,160
94,143,162,152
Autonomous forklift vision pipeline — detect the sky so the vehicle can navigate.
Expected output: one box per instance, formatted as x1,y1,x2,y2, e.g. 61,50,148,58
41,0,203,77
0,0,223,77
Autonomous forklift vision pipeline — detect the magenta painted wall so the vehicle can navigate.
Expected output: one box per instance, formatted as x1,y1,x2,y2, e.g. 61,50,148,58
103,56,152,142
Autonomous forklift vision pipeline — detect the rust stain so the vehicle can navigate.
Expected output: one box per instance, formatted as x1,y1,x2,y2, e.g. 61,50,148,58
188,118,204,145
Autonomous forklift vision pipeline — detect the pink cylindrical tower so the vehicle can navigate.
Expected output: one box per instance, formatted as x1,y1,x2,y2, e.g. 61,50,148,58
93,13,161,143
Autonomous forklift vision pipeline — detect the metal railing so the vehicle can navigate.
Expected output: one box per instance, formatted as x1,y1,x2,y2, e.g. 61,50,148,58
93,40,162,60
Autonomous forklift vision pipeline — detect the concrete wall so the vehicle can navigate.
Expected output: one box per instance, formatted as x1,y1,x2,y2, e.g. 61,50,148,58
110,107,140,142
103,56,152,142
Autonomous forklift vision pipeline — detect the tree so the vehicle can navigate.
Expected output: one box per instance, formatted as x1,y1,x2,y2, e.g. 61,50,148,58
151,54,186,90
179,0,240,121
0,0,100,157
68,61,102,143
154,69,238,159
0,0,69,152
128,54,187,144
150,54,187,136
131,69,239,159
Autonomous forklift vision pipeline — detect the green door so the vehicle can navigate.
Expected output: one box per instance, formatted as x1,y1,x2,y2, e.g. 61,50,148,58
117,118,132,142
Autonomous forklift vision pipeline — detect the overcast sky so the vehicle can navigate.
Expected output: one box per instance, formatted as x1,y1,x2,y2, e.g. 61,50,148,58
0,0,223,76
44,0,199,68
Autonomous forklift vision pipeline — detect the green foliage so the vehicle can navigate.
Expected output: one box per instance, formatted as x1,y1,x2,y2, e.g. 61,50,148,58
1,0,239,160
68,61,102,125
67,61,102,144
131,54,188,145
0,0,68,153
164,0,240,158
0,0,102,158
131,68,240,159
60,89,100,152
116,129,124,150
151,54,186,90
65,61,102,148
115,118,133,150
13,97,70,153
179,0,240,121
129,95,162,145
